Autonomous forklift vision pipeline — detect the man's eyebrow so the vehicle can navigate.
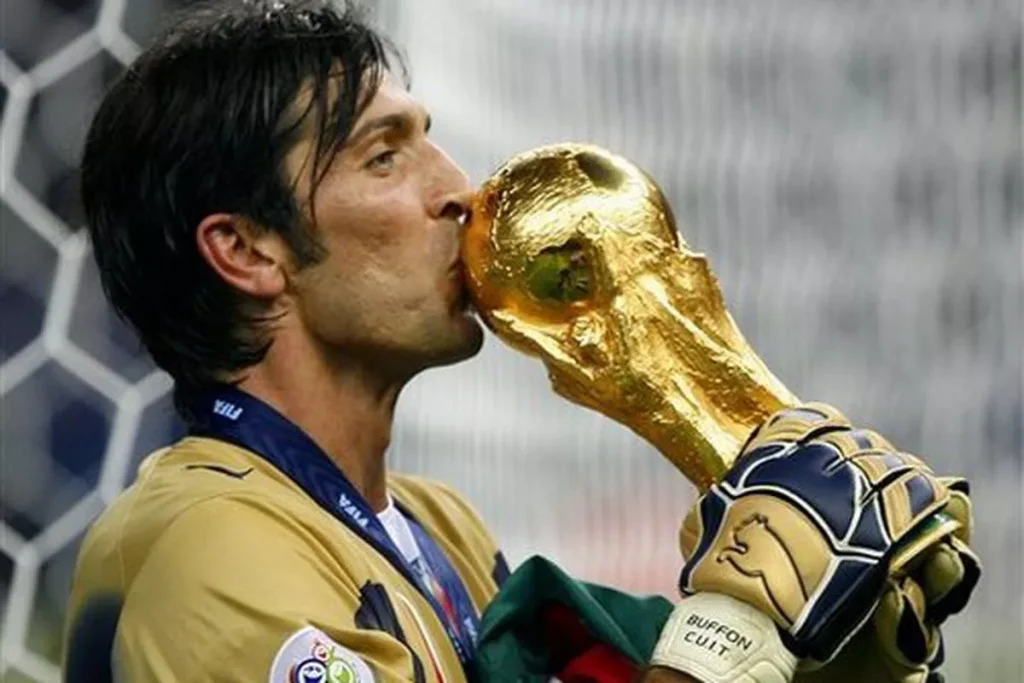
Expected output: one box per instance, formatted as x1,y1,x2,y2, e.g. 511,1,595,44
347,111,432,147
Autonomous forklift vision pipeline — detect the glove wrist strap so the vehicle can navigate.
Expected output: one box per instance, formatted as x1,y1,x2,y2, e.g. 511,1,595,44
651,593,798,683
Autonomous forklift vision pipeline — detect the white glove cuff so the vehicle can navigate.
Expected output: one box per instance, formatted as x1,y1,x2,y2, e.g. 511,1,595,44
650,593,798,683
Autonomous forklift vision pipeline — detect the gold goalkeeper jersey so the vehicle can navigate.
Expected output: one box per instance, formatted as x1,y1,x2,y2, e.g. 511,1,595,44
63,388,509,683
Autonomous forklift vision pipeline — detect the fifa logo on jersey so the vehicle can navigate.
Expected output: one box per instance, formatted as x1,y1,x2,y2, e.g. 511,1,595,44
213,399,243,421
337,494,370,529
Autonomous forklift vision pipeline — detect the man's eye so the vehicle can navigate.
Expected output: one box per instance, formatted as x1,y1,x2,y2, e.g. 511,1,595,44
367,150,397,170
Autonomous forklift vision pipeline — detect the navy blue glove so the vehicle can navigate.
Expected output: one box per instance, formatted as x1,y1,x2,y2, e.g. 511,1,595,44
654,404,959,683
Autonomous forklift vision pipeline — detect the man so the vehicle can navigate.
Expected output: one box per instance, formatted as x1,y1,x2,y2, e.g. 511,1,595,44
65,2,976,682
69,2,498,680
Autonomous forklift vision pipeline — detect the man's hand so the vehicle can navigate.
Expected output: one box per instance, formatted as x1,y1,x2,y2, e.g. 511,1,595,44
649,404,967,683
798,476,980,683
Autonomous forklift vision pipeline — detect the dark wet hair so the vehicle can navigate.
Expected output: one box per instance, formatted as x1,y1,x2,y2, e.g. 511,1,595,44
80,0,403,417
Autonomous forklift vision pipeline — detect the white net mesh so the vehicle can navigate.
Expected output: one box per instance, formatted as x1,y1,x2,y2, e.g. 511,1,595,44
1,1,1021,681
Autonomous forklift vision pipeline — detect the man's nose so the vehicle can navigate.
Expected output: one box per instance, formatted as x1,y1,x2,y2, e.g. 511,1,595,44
428,144,474,223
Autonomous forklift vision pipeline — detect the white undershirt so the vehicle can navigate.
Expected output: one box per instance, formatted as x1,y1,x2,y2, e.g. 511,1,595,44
377,495,422,564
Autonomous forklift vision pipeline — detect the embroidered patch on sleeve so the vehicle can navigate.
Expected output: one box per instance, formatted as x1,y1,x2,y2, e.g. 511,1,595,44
268,626,375,683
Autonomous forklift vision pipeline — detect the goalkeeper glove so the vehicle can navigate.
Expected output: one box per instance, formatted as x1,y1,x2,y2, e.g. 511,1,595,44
651,403,962,683
825,476,979,683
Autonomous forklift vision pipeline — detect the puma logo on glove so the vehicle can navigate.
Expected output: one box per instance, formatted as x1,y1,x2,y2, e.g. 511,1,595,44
718,515,808,626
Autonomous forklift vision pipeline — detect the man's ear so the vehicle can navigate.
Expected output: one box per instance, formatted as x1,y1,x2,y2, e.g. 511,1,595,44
195,214,292,299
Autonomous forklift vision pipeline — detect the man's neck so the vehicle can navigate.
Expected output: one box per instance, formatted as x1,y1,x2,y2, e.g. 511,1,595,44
237,331,404,513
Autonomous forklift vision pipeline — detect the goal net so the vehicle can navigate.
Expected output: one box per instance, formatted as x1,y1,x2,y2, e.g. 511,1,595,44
1,0,1020,681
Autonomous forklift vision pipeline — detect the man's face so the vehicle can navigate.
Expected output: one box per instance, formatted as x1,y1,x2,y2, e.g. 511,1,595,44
283,73,484,375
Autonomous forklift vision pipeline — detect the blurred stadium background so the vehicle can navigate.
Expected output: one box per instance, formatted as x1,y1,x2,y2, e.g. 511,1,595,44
1,0,1021,680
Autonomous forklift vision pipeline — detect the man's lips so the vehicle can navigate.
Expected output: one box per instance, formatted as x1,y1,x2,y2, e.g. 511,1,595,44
447,261,471,309
447,260,465,285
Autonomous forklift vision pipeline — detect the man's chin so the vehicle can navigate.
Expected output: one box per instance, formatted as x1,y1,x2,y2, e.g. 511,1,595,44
442,313,486,364
401,309,487,372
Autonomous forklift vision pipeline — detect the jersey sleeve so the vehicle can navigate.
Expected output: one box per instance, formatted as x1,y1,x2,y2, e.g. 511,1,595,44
113,496,418,683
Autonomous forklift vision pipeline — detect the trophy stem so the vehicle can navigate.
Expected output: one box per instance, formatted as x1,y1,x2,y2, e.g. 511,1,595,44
604,262,800,491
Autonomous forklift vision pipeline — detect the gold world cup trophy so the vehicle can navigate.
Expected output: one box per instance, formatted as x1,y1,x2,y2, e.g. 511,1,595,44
461,142,957,551
462,143,797,492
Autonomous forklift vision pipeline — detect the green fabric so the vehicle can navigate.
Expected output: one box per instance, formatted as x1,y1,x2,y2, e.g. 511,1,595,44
473,555,674,682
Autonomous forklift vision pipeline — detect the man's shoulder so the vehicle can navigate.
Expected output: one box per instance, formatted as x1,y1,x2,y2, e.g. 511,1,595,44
78,437,315,588
100,435,305,525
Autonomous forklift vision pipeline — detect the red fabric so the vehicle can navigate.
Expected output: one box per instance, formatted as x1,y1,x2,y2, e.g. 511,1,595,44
557,642,641,683
538,603,640,683
541,602,594,660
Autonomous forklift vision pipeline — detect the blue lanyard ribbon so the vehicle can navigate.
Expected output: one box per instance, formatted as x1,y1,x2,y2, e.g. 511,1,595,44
185,387,480,670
